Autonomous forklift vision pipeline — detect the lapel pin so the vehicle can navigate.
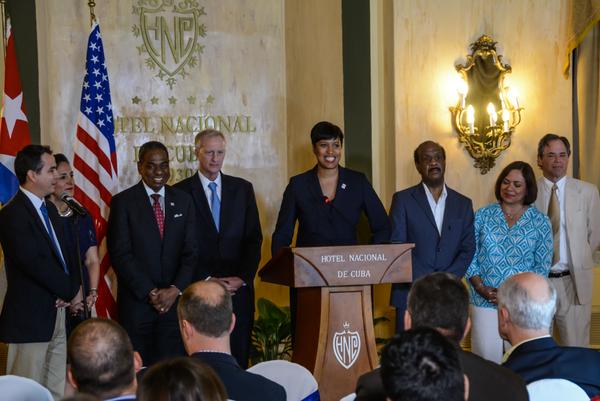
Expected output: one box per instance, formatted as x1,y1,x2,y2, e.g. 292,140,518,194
341,183,347,189
170,202,175,206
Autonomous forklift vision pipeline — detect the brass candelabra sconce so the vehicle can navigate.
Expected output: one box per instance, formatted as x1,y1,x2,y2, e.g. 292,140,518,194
449,35,523,174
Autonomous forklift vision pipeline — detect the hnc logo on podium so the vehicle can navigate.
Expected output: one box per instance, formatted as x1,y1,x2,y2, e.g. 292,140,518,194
333,321,361,369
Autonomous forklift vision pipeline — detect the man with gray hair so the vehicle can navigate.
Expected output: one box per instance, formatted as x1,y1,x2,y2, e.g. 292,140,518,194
498,272,600,398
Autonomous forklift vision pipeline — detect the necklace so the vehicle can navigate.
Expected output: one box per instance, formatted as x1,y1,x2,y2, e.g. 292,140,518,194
502,205,525,221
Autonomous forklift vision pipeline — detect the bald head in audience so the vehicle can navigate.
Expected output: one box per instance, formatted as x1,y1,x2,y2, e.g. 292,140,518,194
497,272,557,345
177,280,235,354
67,318,141,400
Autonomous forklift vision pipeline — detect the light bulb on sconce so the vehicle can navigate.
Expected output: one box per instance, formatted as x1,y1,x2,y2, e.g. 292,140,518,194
448,34,524,174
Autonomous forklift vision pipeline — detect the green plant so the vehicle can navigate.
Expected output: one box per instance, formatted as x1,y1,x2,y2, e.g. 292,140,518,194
250,298,292,365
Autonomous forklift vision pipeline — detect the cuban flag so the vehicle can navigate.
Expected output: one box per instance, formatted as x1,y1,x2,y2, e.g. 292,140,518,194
0,20,31,205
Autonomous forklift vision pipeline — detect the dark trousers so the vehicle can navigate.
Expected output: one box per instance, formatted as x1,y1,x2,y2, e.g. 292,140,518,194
121,301,185,367
231,285,254,369
393,283,411,333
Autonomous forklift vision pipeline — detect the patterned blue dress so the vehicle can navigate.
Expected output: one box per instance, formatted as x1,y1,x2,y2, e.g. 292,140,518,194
466,203,552,308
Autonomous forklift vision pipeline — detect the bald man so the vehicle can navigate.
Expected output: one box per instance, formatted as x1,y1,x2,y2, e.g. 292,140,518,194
177,281,285,401
67,318,140,401
498,272,600,398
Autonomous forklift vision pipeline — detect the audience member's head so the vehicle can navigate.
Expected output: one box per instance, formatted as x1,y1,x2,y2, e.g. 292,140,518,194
406,272,470,344
381,327,468,401
177,280,235,354
137,357,227,401
497,272,557,344
67,318,141,399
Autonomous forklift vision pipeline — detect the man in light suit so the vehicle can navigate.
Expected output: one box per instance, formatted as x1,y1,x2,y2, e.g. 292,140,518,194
174,129,262,369
108,141,198,366
534,133,600,347
388,141,475,332
498,272,600,398
0,144,81,399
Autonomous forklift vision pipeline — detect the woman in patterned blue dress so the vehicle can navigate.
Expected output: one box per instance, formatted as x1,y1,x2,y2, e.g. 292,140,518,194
466,161,552,363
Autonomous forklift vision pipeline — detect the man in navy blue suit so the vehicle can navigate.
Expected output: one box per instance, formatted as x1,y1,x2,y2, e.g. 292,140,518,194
388,141,475,332
499,272,600,398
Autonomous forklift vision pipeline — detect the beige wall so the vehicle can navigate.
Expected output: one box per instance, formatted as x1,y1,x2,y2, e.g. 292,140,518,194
390,0,572,209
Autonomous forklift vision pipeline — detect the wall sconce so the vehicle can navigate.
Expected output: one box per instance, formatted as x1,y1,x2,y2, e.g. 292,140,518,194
449,35,523,174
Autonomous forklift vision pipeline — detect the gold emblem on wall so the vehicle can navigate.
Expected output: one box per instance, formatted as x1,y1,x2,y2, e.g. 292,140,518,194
132,0,207,89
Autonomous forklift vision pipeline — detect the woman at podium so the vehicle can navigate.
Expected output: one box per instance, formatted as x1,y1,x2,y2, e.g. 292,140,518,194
271,121,390,254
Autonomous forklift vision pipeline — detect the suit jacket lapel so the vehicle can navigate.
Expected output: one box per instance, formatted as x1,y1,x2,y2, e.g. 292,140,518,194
19,191,65,268
190,174,218,233
412,184,438,232
134,182,163,243
163,186,175,241
440,188,455,235
220,174,235,234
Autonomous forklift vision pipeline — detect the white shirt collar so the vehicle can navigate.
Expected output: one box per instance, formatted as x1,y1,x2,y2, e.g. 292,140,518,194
542,175,567,192
142,181,165,198
20,187,45,210
197,171,222,190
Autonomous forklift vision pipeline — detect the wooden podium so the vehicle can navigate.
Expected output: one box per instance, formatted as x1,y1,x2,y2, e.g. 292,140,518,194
260,244,413,401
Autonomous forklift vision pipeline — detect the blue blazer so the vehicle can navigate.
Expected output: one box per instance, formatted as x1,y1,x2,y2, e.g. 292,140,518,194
389,184,474,307
271,166,390,255
503,336,600,398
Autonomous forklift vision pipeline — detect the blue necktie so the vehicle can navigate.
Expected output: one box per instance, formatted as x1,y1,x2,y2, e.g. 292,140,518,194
208,182,220,231
40,203,68,274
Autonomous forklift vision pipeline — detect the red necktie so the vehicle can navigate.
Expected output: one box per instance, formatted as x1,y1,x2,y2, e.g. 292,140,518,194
151,194,164,239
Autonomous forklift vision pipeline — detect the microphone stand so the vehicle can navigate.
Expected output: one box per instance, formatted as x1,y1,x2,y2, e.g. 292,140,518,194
72,213,90,320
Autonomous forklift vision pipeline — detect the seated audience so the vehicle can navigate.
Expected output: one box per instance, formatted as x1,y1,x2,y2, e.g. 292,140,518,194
137,357,227,401
355,272,528,401
381,327,467,401
177,280,286,401
498,272,600,398
67,318,141,401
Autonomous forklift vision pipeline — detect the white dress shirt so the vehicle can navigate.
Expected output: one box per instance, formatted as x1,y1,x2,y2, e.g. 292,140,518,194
198,171,222,212
142,182,165,211
542,176,570,273
423,183,447,235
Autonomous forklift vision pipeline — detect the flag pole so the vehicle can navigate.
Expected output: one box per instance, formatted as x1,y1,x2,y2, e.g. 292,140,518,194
0,0,6,60
87,0,96,27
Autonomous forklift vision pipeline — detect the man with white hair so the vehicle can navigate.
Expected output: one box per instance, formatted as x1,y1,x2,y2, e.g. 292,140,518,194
498,272,600,398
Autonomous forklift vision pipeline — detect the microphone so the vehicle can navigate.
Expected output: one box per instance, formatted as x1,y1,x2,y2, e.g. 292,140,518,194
60,192,87,216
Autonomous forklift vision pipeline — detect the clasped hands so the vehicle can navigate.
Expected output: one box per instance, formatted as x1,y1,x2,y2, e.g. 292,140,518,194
476,285,498,304
149,286,180,314
214,276,244,295
56,287,97,315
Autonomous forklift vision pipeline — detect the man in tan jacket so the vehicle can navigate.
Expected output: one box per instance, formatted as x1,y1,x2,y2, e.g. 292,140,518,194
535,133,600,347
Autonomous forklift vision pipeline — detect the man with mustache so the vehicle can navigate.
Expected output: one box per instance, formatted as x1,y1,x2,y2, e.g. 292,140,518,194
388,141,475,332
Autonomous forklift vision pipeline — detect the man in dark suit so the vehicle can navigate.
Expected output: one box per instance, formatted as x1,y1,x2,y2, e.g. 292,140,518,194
178,280,285,401
174,129,262,368
389,141,474,332
67,318,140,401
355,273,528,401
498,272,600,398
0,144,81,399
108,141,198,366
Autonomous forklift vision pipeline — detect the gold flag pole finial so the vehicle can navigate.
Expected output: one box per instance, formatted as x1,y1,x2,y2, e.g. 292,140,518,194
88,0,96,26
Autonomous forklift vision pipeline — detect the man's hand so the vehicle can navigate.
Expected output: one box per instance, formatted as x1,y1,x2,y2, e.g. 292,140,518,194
476,285,498,304
218,276,245,294
149,287,180,314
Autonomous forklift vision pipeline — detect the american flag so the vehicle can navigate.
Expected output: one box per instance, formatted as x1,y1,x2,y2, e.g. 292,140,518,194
0,20,31,205
73,22,118,318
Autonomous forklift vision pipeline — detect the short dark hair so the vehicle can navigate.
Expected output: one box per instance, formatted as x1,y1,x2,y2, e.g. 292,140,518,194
138,357,227,401
408,273,469,344
68,319,135,399
177,281,232,338
138,141,168,163
494,161,537,205
381,328,464,401
310,121,344,145
54,153,70,166
14,144,52,185
537,133,571,158
413,141,446,164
